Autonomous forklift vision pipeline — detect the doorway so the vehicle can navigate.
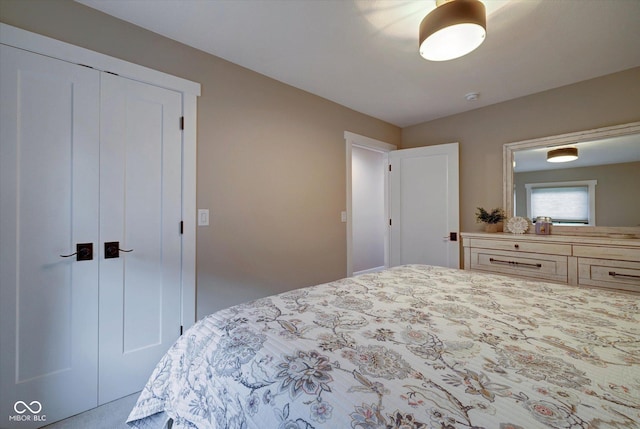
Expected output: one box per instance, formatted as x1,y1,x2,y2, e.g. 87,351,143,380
345,132,460,276
345,132,396,277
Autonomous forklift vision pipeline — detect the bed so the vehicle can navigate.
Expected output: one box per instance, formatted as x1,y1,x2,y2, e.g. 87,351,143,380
127,264,639,428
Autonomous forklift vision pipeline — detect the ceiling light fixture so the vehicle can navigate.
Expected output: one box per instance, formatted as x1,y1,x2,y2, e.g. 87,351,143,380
547,147,578,163
419,0,487,62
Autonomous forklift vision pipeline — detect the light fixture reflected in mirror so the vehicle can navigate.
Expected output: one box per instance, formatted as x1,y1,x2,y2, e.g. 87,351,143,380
419,0,486,61
547,147,579,163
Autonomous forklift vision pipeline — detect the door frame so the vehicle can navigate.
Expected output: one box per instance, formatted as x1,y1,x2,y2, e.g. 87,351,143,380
345,131,397,277
1,23,201,329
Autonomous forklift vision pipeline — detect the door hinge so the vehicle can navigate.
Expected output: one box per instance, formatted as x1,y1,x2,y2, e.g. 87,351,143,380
388,164,392,172
180,221,184,234
180,325,184,335
389,219,392,226
180,116,184,130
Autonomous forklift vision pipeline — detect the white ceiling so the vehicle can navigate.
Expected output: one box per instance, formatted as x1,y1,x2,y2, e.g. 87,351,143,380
76,0,640,127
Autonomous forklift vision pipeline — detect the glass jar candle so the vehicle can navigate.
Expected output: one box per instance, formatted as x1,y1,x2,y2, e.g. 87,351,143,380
535,216,552,235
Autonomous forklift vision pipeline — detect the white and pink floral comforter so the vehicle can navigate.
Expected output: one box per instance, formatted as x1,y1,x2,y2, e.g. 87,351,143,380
127,265,639,428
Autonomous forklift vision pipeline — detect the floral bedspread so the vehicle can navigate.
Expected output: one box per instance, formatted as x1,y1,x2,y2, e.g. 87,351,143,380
127,265,640,428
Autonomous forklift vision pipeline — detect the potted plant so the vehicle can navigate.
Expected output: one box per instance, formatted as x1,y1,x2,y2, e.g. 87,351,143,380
475,207,505,233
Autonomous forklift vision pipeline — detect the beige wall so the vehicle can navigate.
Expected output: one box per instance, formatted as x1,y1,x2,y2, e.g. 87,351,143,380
402,67,640,235
0,0,401,317
514,162,640,227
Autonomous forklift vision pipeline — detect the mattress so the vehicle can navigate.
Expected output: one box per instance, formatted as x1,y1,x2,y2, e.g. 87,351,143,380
127,265,639,428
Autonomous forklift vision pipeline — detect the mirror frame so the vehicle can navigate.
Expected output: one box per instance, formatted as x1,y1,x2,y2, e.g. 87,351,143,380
503,121,640,236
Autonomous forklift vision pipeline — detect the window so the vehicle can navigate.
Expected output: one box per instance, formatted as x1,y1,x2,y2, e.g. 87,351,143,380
525,180,597,225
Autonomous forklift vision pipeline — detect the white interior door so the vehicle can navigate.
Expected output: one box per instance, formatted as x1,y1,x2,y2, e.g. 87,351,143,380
98,73,183,404
389,143,459,268
0,45,100,427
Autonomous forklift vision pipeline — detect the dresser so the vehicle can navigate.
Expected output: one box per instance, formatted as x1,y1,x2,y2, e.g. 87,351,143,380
461,232,640,293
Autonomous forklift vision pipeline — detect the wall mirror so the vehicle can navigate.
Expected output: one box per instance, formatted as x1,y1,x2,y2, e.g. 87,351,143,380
503,121,640,237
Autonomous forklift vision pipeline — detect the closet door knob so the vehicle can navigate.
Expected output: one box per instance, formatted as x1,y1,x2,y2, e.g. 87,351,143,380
104,241,133,259
60,243,93,261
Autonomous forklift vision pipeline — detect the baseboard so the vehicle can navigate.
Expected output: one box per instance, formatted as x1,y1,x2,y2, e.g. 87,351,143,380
354,266,386,276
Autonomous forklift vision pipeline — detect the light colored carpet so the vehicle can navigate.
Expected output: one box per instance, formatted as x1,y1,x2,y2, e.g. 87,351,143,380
40,392,139,429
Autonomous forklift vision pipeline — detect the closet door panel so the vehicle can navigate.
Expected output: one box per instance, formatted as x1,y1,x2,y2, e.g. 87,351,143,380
99,73,183,404
0,45,100,428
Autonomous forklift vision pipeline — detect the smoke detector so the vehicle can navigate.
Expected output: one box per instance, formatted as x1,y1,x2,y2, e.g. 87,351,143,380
465,92,480,101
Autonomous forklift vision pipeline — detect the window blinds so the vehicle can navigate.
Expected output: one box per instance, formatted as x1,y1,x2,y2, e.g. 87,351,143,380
530,186,589,224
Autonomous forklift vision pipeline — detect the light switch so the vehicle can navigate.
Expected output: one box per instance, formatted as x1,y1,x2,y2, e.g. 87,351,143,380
198,209,209,226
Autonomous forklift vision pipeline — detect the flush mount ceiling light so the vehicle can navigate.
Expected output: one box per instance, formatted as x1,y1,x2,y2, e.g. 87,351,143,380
547,147,578,163
419,0,487,61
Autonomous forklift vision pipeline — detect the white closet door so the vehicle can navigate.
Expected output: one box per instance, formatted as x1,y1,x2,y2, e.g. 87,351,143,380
98,73,183,403
0,45,100,427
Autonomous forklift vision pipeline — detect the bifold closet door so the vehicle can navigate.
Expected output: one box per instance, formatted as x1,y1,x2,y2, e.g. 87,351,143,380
0,45,100,427
98,73,183,404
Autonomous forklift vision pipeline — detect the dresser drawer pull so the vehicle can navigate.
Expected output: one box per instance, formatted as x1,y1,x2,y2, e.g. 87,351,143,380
514,244,519,249
489,258,542,269
608,271,640,279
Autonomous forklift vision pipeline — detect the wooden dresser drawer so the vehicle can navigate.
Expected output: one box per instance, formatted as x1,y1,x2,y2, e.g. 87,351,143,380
573,245,640,262
467,238,572,256
578,258,640,293
470,248,568,283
